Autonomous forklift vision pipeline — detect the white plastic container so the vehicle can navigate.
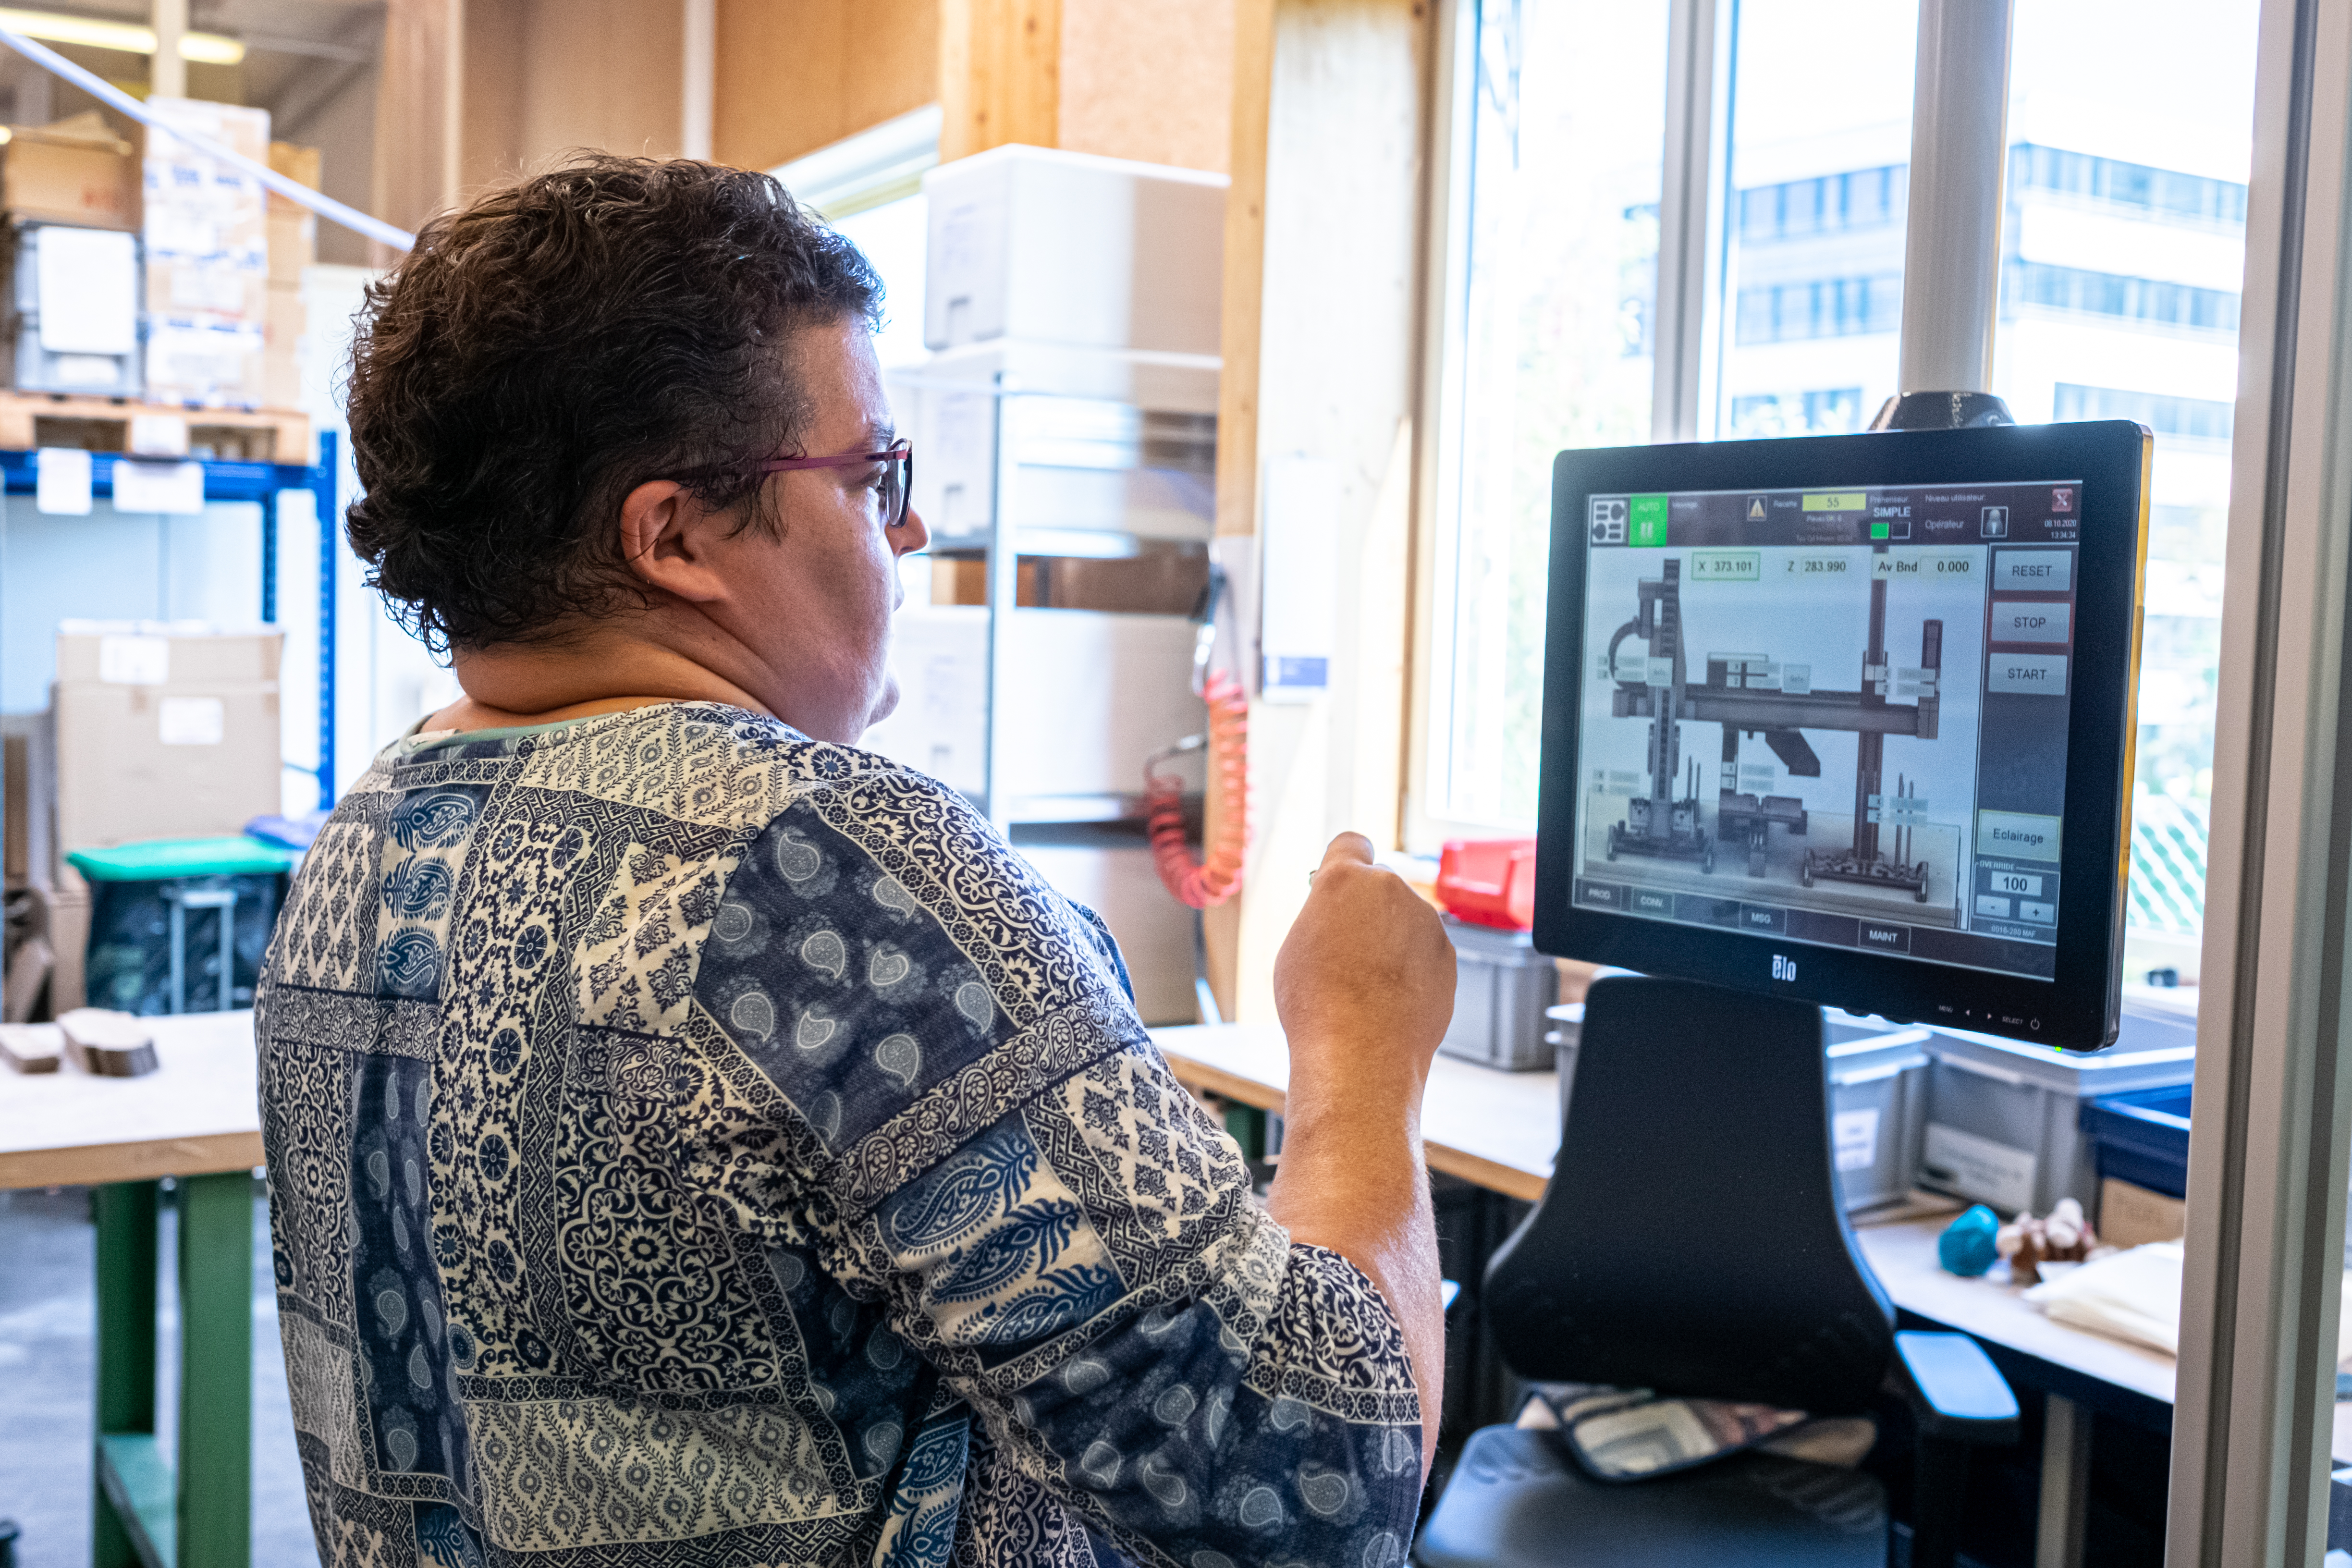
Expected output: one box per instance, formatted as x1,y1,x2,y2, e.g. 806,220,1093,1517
899,340,1219,547
923,145,1227,354
1919,998,2197,1215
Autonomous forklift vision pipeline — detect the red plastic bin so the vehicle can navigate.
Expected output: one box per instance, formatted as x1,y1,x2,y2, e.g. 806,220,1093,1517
1436,837,1538,931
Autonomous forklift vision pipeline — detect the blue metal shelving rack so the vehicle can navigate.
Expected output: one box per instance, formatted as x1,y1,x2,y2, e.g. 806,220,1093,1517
0,431,340,808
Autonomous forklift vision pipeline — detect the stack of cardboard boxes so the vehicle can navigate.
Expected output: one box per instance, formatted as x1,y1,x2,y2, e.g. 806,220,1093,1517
0,101,315,410
5,624,285,1015
264,142,317,409
141,97,271,406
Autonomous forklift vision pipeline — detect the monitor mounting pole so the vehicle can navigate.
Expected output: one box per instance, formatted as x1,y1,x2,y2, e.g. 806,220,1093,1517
1872,0,2018,432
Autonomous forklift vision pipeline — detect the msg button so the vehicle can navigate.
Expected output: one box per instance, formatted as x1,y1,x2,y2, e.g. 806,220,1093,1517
1988,653,2068,695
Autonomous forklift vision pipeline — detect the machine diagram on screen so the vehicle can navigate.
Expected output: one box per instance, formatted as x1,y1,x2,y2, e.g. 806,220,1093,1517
1576,543,1988,926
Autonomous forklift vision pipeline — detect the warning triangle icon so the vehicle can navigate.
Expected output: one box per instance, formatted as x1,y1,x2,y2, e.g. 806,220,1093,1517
1747,496,1768,521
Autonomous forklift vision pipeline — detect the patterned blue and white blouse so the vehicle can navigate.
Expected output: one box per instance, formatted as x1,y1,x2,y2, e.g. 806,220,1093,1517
256,702,1422,1568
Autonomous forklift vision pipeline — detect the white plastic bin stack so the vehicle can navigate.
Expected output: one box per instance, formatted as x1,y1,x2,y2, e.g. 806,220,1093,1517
863,146,1228,1025
1916,990,2198,1215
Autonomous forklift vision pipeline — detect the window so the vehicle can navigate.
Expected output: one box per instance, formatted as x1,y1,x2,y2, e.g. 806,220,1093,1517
1725,387,1866,438
1423,0,1671,828
1995,0,2259,957
1710,0,1921,439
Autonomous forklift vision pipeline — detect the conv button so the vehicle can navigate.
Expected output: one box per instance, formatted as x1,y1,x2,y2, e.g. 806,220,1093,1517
1988,653,2068,695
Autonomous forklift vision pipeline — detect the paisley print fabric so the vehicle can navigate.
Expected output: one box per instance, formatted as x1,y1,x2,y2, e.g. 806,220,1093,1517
257,702,1422,1568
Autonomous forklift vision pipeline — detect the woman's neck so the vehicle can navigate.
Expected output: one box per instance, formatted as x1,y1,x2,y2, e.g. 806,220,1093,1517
428,628,772,733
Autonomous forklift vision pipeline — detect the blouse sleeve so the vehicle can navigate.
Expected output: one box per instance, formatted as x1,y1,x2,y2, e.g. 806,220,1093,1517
681,768,1424,1568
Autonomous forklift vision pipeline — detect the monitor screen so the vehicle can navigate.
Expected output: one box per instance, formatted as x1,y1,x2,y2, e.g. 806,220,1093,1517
1534,425,2150,1050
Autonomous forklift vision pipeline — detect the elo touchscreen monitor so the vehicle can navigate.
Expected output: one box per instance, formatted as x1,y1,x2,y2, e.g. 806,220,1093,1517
1533,422,2151,1051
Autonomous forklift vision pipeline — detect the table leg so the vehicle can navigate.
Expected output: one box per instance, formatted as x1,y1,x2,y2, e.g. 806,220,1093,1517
2035,1392,2092,1568
1223,1103,1267,1163
175,1173,251,1568
91,1182,158,1568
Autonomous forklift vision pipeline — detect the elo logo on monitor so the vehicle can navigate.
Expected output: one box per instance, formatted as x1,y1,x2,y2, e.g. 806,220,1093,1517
1771,955,1798,982
1590,496,1628,544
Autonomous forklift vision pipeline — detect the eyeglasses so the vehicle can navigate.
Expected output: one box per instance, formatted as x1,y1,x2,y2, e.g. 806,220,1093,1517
705,439,914,530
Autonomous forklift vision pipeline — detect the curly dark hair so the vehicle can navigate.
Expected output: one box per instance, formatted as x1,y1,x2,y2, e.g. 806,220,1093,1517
343,155,884,652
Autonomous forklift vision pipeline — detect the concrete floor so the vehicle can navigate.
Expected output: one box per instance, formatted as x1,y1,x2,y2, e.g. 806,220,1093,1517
0,1182,318,1568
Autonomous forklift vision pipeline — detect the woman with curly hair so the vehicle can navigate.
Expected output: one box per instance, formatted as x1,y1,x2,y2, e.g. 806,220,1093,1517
256,155,1454,1568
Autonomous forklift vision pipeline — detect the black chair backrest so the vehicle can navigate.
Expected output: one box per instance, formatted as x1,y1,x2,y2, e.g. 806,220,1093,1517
1482,975,1896,1414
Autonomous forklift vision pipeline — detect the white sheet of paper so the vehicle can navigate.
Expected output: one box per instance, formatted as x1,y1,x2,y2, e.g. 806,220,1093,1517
35,227,137,355
35,446,92,515
112,459,207,515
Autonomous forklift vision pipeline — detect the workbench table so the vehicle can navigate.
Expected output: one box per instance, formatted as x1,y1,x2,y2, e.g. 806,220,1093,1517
1,1010,260,1568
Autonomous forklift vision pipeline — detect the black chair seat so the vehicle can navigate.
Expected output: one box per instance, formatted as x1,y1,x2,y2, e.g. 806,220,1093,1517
1415,1426,1887,1568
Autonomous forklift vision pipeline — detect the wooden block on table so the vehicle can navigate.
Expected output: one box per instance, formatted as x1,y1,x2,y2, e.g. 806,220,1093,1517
0,1022,62,1073
58,1008,156,1078
2099,1176,2186,1248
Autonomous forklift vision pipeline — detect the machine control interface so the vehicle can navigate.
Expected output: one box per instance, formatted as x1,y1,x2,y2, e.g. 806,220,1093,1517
1569,478,2086,981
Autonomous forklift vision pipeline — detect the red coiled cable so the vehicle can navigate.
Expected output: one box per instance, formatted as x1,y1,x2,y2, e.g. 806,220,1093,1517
1147,669,1250,908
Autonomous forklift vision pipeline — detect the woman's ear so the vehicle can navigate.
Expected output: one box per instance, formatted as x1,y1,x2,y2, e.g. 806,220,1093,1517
618,479,727,603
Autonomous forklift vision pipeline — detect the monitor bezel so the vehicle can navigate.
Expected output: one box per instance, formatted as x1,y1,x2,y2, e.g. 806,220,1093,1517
1533,421,2152,1052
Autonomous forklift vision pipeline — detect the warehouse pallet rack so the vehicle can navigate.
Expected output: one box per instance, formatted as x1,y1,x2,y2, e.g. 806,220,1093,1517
0,429,341,811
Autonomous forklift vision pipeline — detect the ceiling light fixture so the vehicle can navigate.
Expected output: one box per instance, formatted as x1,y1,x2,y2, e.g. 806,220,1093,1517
0,8,245,66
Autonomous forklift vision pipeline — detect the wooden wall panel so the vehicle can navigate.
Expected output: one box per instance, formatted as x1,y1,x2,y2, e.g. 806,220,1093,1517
372,0,462,252
713,0,939,172
939,0,1061,161
461,0,527,192
1057,0,1238,172
519,0,687,164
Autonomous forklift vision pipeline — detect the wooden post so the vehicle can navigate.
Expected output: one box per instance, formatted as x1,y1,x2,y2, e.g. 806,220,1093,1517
373,0,464,263
1207,0,1431,1024
939,0,1063,162
149,0,187,99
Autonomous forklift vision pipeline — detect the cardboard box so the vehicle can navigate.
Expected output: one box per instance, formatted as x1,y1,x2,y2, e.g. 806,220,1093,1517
145,318,267,406
264,286,304,405
55,624,283,686
3,710,55,888
2,114,138,231
54,680,283,884
147,252,267,323
267,207,315,285
266,140,320,216
33,883,88,1012
142,98,270,322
